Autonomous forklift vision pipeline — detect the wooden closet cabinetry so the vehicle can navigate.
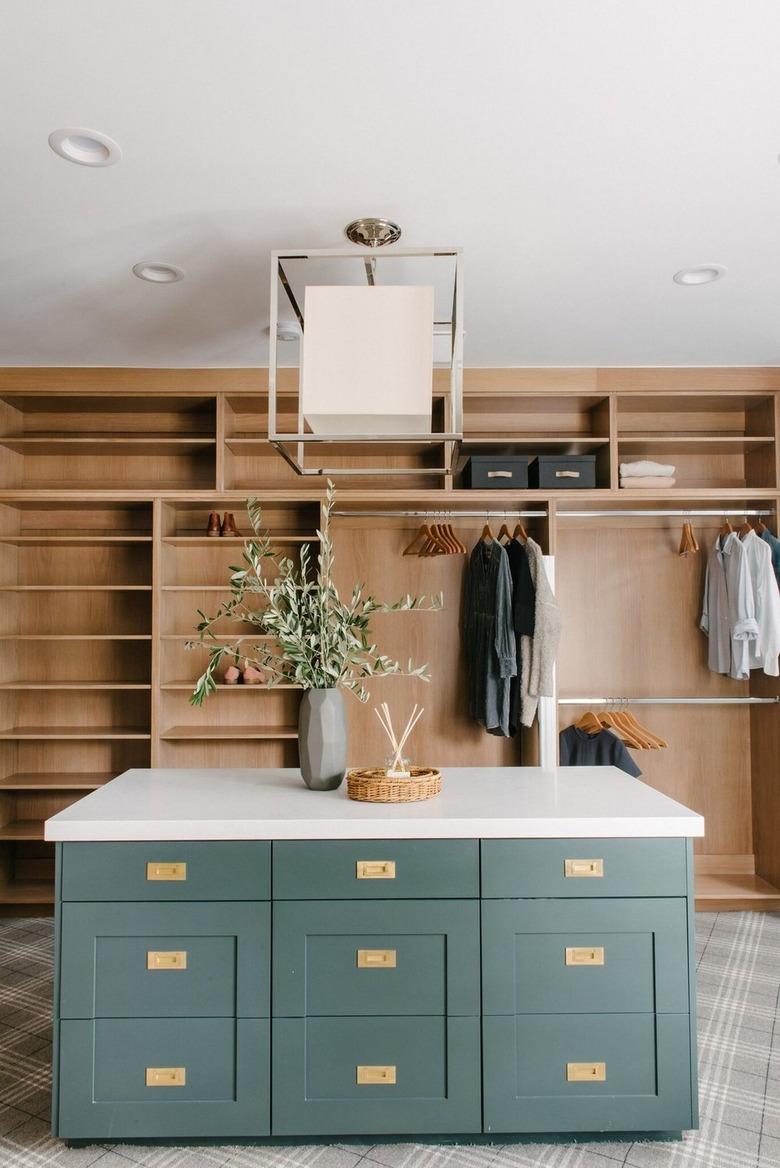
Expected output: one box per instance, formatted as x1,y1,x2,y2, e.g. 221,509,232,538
0,367,778,913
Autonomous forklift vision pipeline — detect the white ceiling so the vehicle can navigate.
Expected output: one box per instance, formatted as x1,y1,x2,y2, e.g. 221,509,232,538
2,0,780,368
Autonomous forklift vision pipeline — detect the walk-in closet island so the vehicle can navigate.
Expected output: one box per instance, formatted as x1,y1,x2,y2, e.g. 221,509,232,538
46,766,703,1144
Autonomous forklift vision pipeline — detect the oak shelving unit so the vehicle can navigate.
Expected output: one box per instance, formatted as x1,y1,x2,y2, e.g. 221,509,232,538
0,367,776,913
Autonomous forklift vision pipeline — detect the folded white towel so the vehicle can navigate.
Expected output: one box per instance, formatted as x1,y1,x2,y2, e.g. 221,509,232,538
620,460,676,478
620,476,676,488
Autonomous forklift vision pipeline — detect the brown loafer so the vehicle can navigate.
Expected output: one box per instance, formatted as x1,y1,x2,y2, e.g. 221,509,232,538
221,512,240,537
206,511,221,537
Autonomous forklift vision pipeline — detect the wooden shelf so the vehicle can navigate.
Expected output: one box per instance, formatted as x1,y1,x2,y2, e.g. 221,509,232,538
0,584,151,591
462,436,608,450
0,773,111,790
0,727,150,740
0,436,215,455
695,872,780,912
161,633,272,641
165,534,318,545
0,533,152,545
0,820,45,841
0,634,152,641
0,881,55,905
161,680,299,690
0,682,150,690
161,725,298,740
619,436,774,455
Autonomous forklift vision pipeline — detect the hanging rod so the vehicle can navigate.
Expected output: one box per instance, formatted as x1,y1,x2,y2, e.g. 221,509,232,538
332,509,548,519
557,508,775,518
558,696,779,705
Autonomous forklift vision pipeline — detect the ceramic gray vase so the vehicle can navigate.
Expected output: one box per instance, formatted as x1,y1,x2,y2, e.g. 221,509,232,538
298,688,347,791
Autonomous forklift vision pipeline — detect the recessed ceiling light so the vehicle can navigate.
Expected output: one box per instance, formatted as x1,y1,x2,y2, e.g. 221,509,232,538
132,262,184,284
48,127,121,167
673,265,726,286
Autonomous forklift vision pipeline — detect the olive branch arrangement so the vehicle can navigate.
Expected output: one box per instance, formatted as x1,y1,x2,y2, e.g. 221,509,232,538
188,482,443,706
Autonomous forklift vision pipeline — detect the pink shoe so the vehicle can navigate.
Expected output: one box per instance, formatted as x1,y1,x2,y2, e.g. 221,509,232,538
223,665,241,685
242,665,265,685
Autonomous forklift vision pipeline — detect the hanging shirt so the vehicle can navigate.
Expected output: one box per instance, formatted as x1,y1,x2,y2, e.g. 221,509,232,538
519,538,562,728
463,539,516,736
559,725,642,777
761,528,780,588
505,539,535,737
700,533,759,681
740,530,780,677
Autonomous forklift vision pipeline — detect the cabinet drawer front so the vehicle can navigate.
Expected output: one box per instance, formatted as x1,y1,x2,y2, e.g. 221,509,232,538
61,841,270,901
274,900,480,1017
60,902,270,1019
273,840,479,900
272,1016,481,1136
57,1018,269,1139
481,839,687,898
482,898,689,1015
483,1013,693,1133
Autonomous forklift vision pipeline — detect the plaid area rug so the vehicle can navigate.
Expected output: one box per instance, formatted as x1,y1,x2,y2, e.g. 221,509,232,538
0,912,778,1168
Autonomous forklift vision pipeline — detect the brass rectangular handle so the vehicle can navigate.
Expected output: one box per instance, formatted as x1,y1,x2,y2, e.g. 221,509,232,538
565,946,605,966
145,1066,186,1087
556,470,581,478
147,950,188,971
356,860,396,880
487,470,513,478
564,858,604,878
566,1062,606,1082
357,948,397,968
146,861,187,882
356,1065,396,1085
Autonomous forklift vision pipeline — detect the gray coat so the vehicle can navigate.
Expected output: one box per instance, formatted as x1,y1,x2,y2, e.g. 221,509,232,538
464,540,516,736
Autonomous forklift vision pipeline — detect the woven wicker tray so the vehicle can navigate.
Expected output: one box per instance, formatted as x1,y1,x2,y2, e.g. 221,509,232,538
346,766,442,803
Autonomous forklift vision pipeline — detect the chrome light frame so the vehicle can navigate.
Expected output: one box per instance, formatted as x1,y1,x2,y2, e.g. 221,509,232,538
268,246,463,477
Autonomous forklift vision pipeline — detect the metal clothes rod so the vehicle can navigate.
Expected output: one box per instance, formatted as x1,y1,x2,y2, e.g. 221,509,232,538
558,696,779,705
332,510,548,518
558,508,775,518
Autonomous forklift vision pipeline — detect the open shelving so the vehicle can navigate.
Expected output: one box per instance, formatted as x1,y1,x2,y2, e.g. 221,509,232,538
0,367,776,912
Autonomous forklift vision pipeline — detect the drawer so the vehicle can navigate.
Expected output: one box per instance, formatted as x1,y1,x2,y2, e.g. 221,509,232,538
274,899,479,1017
273,840,479,900
57,1018,269,1139
483,1013,693,1133
60,841,270,901
481,838,688,898
482,898,689,1016
272,1016,481,1135
60,901,270,1019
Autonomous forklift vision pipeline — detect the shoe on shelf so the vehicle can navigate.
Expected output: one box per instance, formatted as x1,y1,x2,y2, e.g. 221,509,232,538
242,664,265,685
221,512,240,537
223,664,241,685
206,512,221,537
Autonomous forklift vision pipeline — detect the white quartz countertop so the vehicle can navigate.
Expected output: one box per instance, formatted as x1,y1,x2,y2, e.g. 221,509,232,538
45,767,705,842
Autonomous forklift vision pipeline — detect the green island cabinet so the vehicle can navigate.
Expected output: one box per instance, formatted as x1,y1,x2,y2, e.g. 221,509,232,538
46,767,703,1145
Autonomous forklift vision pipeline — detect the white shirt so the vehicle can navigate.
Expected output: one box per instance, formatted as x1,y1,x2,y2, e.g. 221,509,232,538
700,533,759,680
740,530,780,676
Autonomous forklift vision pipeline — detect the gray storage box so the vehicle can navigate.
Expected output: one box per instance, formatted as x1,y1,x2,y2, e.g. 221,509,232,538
466,455,529,489
529,454,597,489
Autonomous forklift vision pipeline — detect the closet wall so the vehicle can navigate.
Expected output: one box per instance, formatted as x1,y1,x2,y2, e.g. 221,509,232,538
0,366,776,914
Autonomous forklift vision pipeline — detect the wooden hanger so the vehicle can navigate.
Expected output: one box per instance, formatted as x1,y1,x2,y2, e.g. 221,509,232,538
402,524,434,556
754,516,767,534
446,523,467,553
719,517,734,539
512,520,529,542
575,710,604,736
480,519,495,544
497,521,512,544
622,708,667,749
738,516,753,538
678,522,699,556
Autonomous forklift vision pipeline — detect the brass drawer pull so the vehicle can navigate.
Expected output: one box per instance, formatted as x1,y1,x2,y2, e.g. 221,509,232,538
147,950,187,971
357,948,397,968
145,1066,186,1087
565,946,605,966
356,860,396,880
566,1061,606,1082
356,1064,396,1085
564,858,604,878
146,862,187,882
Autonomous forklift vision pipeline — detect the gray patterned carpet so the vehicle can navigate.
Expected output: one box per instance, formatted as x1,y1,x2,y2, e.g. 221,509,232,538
0,912,778,1168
